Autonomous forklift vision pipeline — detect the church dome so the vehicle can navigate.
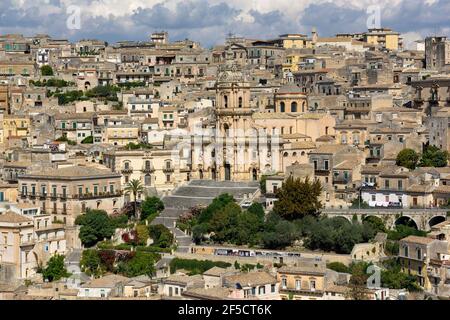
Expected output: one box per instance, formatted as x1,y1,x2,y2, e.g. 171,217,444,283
277,83,304,95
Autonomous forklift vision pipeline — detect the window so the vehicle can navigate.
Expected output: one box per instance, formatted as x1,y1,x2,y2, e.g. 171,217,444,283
310,280,316,291
110,185,114,193
271,284,276,293
295,280,301,290
385,180,390,189
280,102,285,112
313,160,318,170
398,180,403,190
417,248,422,260
404,246,409,257
281,278,287,289
238,97,243,108
324,160,329,171
258,286,265,295
224,95,228,108
291,102,297,112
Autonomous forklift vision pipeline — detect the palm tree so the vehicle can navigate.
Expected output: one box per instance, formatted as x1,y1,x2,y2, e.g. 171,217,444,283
124,179,144,220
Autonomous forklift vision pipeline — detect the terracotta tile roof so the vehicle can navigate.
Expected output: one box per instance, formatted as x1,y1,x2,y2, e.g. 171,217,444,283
224,271,277,287
278,264,326,276
0,211,32,224
81,274,130,288
400,236,435,245
334,159,360,170
203,267,227,277
24,165,120,179
182,287,234,300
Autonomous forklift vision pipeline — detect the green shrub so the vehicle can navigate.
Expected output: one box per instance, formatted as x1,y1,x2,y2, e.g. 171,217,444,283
170,258,231,275
327,262,350,273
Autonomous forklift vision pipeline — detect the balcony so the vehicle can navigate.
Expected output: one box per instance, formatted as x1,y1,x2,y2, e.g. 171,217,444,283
121,167,133,174
142,166,155,174
163,167,175,173
315,169,330,175
74,191,123,200
333,179,350,185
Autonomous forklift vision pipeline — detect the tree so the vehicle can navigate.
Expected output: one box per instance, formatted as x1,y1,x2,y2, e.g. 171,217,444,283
42,254,70,282
41,65,54,76
326,262,350,274
149,224,174,248
124,179,144,220
259,175,268,194
396,149,419,170
141,196,165,221
81,136,94,144
363,216,387,233
419,145,449,168
75,210,115,247
346,273,370,300
273,176,322,221
247,203,265,220
80,249,102,277
116,252,157,277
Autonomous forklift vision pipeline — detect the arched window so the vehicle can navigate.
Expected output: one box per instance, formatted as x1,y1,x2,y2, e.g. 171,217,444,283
144,175,151,186
145,160,151,170
224,95,228,108
291,102,298,113
238,97,243,108
124,162,130,169
283,152,289,157
280,101,285,112
302,101,306,113
301,151,306,156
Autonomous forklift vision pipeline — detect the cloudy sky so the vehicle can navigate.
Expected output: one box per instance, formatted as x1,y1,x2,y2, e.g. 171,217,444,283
0,0,449,48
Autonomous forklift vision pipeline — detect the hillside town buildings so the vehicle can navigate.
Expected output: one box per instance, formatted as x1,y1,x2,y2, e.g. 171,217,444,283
0,26,450,300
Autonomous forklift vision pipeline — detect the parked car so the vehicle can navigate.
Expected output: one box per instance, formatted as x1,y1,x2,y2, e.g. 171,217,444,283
240,200,253,209
388,202,402,208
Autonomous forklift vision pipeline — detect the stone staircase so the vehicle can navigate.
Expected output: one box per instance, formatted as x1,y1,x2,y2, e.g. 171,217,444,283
152,180,260,253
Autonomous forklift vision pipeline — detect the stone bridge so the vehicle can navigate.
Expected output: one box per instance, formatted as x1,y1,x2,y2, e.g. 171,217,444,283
322,209,449,231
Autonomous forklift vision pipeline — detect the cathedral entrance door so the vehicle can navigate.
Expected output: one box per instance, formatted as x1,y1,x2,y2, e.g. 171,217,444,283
252,168,258,181
225,164,231,181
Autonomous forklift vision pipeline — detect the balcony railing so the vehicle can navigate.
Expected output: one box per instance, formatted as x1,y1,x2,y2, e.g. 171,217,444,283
333,179,350,185
142,167,155,173
163,167,175,173
315,169,330,175
73,191,123,200
121,168,133,174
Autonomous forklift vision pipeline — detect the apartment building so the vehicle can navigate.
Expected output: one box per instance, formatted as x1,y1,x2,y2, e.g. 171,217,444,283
17,165,123,226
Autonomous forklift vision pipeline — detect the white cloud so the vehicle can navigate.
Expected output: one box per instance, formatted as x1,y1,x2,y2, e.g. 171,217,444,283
0,0,448,46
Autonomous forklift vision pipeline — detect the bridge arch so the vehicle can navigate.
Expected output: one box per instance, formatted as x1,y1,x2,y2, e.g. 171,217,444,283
395,216,418,229
428,215,446,229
